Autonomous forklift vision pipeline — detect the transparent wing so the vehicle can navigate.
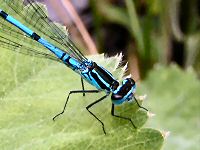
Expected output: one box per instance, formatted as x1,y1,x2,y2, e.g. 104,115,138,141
0,35,62,63
0,0,87,62
0,19,62,63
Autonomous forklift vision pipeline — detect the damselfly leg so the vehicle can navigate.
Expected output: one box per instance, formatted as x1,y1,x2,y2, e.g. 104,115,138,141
111,104,137,129
133,96,148,111
53,90,100,121
81,77,85,96
53,90,109,134
86,94,108,135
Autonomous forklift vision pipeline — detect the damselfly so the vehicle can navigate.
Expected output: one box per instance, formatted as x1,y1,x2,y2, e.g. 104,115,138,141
0,0,148,134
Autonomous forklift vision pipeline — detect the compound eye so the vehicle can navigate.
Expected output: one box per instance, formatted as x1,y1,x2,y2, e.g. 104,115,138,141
126,78,135,85
111,78,136,105
125,87,129,92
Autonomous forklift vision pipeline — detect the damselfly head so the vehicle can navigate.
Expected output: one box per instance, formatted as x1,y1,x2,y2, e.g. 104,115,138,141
111,78,136,105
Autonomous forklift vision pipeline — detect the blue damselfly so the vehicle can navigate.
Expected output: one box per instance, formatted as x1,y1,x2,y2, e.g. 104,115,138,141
0,0,148,134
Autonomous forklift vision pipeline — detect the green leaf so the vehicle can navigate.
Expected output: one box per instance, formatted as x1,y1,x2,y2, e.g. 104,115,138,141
0,48,163,149
139,64,200,150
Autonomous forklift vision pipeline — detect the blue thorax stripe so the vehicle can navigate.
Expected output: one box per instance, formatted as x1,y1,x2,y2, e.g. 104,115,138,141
90,71,110,91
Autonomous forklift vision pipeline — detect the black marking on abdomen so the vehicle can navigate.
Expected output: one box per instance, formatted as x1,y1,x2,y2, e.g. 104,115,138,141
64,55,71,64
0,10,8,19
31,32,40,41
60,53,66,60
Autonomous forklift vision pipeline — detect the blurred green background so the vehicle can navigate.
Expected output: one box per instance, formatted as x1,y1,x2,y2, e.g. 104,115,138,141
88,1,200,149
88,0,200,79
90,0,200,150
0,0,200,150
88,1,200,150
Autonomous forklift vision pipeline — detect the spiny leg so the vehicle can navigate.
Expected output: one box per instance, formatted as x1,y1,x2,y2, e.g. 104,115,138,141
53,90,99,121
111,103,137,129
133,96,148,111
86,95,108,135
81,77,85,96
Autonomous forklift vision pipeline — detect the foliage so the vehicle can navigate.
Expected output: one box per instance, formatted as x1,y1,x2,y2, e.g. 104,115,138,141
92,0,200,78
0,52,164,149
138,64,200,150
